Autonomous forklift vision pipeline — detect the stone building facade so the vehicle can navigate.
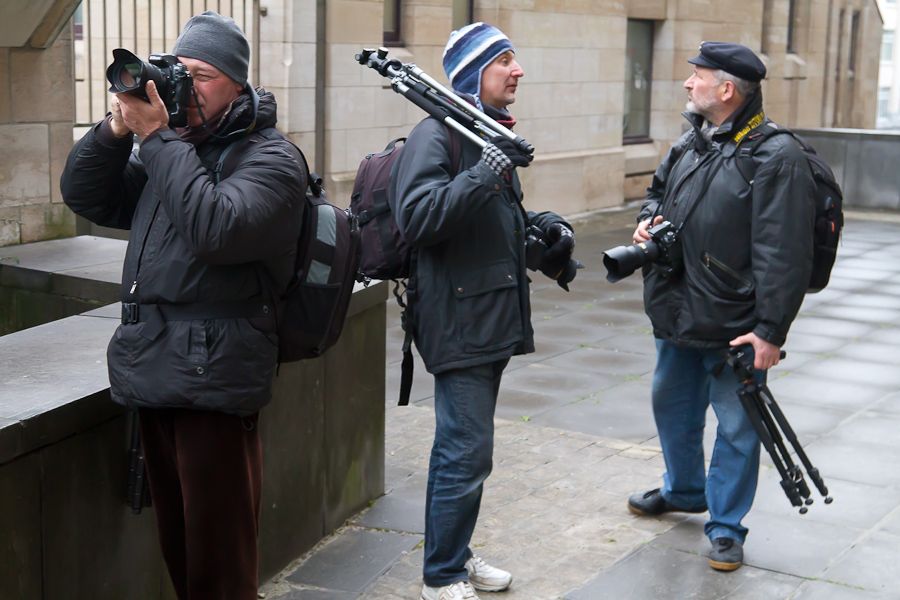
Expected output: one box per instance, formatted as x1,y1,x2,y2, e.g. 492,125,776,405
0,0,883,246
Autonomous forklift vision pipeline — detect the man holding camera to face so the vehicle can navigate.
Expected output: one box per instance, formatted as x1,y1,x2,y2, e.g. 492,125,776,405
61,12,305,598
626,42,815,571
389,23,579,600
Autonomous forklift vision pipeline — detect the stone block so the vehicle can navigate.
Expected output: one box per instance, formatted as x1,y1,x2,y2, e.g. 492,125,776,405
328,44,366,87
326,1,382,45
627,0,668,19
286,86,317,134
405,5,452,46
0,214,20,247
258,357,328,581
40,416,170,599
322,302,386,532
0,50,10,124
10,42,73,123
288,42,318,89
0,454,41,599
49,122,71,205
20,203,75,244
624,173,653,200
325,85,376,131
0,123,50,208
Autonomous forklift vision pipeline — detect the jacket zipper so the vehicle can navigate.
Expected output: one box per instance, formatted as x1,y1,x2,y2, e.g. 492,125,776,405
702,251,751,290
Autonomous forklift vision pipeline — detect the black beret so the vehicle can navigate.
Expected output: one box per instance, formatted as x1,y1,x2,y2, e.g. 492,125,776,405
688,41,766,83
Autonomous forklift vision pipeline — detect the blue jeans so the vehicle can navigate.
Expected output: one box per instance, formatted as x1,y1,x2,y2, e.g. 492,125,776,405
652,339,763,543
423,359,508,587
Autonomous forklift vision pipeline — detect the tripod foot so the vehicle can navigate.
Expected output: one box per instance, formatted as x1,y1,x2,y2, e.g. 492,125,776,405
799,506,808,515
824,496,834,504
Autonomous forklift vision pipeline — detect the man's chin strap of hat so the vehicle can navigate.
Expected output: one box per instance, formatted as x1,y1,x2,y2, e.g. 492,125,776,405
190,83,259,141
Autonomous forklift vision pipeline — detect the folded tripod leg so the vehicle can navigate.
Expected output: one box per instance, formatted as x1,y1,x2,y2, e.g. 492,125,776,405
736,386,808,511
757,383,833,504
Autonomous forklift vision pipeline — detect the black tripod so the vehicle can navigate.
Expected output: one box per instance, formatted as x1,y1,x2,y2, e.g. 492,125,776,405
722,346,833,514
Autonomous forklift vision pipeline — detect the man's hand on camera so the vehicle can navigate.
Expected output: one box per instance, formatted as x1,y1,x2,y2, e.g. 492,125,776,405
633,215,664,243
730,332,781,370
117,80,170,139
481,135,532,177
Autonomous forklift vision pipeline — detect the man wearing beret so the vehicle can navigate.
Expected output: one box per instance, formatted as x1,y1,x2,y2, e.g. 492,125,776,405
390,22,579,600
61,12,305,598
626,42,815,571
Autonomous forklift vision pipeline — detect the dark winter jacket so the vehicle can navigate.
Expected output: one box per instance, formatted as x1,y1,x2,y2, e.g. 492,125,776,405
638,90,815,348
60,89,306,416
390,114,567,374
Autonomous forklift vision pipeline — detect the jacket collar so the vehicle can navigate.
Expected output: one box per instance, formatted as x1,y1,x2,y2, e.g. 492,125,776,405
682,87,765,154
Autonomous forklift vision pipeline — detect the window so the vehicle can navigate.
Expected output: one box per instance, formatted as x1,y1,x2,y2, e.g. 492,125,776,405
452,0,474,30
883,31,894,62
384,0,403,46
761,0,775,54
787,0,798,53
879,87,891,117
849,10,861,72
623,20,654,142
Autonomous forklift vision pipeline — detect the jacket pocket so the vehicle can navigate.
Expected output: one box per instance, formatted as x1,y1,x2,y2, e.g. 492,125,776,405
700,251,754,299
451,260,523,353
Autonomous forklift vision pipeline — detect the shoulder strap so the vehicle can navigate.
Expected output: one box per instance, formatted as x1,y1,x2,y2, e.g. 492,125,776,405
735,125,794,186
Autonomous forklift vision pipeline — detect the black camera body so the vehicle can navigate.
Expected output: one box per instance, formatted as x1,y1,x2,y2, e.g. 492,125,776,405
602,220,683,283
106,48,193,127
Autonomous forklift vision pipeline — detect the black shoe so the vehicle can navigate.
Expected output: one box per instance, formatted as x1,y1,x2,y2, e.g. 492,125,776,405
627,488,707,516
708,537,743,571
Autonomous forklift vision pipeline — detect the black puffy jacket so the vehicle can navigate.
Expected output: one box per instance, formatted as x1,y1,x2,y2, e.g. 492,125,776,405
60,89,306,415
638,91,815,348
389,115,568,374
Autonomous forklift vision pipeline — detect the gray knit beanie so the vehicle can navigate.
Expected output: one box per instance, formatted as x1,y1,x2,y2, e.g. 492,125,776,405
172,11,250,85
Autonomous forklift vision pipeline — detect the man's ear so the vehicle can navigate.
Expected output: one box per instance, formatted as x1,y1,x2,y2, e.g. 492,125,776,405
720,80,737,104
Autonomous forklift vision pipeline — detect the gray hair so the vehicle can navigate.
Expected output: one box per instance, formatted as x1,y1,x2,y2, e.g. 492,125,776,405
713,70,759,98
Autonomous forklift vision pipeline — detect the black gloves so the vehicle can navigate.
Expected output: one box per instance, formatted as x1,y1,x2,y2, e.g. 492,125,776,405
527,222,583,291
481,136,533,177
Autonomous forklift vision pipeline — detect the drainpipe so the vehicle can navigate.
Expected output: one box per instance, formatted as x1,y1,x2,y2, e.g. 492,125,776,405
315,0,326,175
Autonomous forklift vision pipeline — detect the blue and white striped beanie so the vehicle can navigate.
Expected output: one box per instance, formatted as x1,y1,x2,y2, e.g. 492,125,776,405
443,22,515,101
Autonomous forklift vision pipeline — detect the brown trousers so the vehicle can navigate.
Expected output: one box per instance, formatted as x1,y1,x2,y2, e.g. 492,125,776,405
139,408,262,600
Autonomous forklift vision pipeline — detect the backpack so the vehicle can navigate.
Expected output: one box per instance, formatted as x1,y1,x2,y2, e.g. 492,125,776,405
736,124,843,293
351,126,461,281
215,128,361,362
349,125,462,405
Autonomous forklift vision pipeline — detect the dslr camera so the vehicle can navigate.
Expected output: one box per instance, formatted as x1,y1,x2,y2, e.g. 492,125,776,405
602,220,682,283
106,48,193,127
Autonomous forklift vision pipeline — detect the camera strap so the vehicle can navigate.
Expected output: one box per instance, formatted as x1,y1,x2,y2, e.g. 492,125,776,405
672,154,726,235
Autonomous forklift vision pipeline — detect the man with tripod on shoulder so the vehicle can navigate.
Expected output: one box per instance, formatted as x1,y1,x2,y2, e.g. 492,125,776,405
626,42,816,571
390,22,579,600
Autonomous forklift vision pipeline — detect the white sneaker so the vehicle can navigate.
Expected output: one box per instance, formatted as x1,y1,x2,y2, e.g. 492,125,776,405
420,581,480,600
464,554,513,592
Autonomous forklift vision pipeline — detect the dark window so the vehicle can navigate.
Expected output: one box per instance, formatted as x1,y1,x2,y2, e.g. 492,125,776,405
787,0,797,53
384,0,403,46
73,4,83,40
761,0,774,54
624,19,654,142
849,11,861,72
452,0,474,30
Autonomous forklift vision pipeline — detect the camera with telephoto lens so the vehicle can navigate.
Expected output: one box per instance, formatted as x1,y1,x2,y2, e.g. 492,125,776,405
106,48,193,127
602,220,682,283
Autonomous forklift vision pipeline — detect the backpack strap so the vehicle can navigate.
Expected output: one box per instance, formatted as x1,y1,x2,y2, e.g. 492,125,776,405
398,123,463,407
734,124,794,186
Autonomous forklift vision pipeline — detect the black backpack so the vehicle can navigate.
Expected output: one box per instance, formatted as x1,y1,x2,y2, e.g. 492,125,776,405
351,125,461,282
215,128,361,361
349,125,462,405
736,125,843,293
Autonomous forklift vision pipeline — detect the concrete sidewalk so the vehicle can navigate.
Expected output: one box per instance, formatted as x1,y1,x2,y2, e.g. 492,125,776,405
261,209,900,599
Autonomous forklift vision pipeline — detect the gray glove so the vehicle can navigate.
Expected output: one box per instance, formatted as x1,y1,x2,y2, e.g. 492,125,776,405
480,136,532,177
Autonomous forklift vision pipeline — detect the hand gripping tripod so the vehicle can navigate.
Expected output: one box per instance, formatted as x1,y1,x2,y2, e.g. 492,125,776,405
722,346,833,514
355,47,533,155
